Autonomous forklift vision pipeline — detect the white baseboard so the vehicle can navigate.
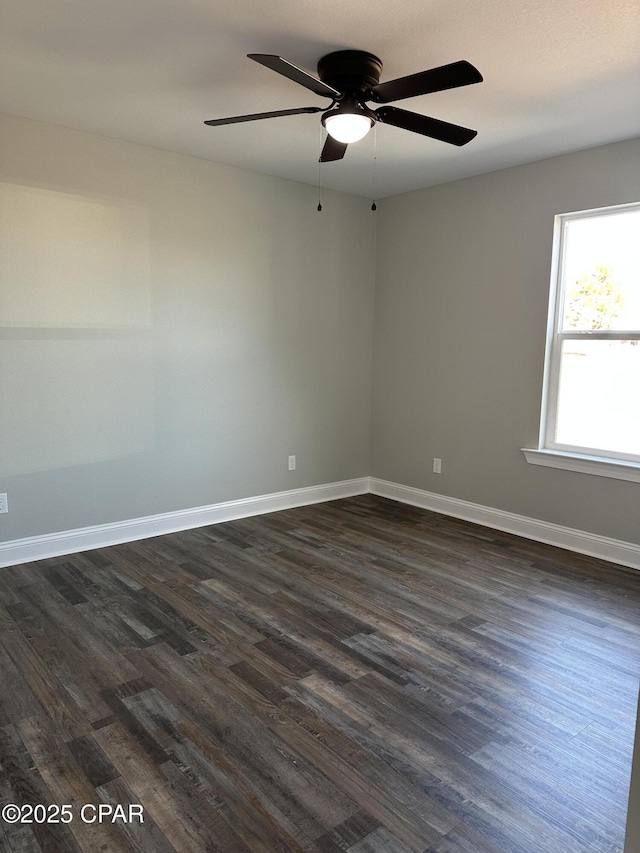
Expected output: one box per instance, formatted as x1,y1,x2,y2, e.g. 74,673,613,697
370,478,640,572
2,475,638,572
0,478,370,568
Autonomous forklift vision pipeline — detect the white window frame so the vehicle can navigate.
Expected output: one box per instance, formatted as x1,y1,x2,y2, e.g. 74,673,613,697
523,201,640,483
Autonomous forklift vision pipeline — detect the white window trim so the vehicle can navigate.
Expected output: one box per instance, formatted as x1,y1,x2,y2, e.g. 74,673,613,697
522,448,640,482
523,200,640,483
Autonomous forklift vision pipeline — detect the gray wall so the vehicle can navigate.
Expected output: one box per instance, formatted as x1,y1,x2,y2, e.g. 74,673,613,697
0,113,375,540
2,115,638,547
372,137,640,545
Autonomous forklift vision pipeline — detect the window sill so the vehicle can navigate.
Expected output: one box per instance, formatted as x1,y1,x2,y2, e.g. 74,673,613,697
521,448,640,483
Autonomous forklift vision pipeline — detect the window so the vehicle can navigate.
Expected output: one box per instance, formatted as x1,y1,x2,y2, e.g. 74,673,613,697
524,202,640,482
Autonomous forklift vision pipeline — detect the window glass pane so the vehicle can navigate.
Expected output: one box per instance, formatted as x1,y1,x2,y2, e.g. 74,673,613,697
554,339,640,456
561,209,640,331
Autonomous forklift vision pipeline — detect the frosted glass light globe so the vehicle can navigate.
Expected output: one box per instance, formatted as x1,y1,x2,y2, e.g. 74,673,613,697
324,113,373,144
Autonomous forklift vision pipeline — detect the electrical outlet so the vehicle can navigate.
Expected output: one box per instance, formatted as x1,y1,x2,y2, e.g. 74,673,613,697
288,455,296,471
432,458,442,474
0,493,7,514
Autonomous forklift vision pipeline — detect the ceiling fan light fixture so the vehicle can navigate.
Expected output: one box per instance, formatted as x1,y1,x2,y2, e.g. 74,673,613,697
322,104,375,144
206,52,483,164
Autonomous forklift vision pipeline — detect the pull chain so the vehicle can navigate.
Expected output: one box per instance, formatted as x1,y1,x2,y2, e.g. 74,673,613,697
371,123,377,211
317,126,323,211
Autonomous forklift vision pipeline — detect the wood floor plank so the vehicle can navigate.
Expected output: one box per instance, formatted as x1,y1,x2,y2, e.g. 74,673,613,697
0,724,82,853
17,715,130,853
4,825,44,853
15,579,139,691
125,643,363,841
165,719,309,853
0,629,91,742
92,720,231,853
96,775,177,853
174,706,314,852
0,644,41,726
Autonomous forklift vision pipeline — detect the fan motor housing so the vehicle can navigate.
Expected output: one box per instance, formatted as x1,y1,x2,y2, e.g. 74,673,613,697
317,50,383,94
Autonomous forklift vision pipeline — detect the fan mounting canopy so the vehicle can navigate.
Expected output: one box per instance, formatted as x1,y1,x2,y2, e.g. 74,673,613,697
316,50,383,94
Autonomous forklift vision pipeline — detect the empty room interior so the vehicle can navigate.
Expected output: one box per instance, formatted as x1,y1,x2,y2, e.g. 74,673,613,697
1,0,640,851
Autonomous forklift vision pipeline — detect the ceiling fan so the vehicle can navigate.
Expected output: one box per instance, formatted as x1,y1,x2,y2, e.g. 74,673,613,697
204,50,483,162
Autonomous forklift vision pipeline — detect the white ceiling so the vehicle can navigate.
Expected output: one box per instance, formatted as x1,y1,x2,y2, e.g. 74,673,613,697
2,0,639,198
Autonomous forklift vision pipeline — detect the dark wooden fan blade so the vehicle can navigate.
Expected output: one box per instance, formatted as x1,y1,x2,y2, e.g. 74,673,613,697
204,106,323,127
370,60,482,103
319,136,348,162
376,106,477,146
248,54,340,99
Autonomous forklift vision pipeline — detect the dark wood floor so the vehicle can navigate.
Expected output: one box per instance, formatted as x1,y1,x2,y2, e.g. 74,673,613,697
0,496,639,853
